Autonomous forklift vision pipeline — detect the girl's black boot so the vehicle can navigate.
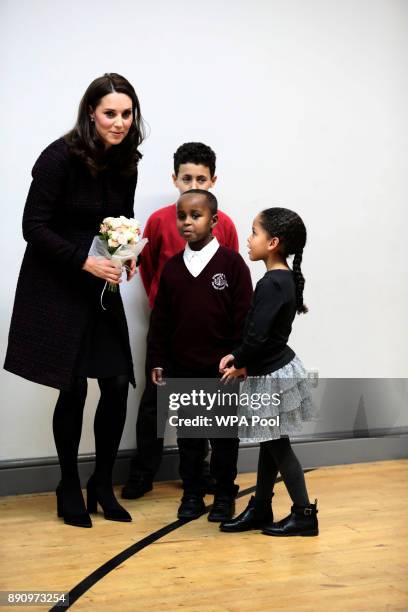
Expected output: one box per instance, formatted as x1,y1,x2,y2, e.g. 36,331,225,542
262,499,318,537
220,494,273,532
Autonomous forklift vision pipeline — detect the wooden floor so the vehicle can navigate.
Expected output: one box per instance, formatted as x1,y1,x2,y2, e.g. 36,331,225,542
1,460,408,611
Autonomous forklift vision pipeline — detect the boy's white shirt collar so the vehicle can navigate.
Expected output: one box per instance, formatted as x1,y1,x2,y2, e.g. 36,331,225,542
183,237,220,277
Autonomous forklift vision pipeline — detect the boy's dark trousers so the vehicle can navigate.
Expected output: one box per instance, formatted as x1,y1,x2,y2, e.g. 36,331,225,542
128,360,210,483
178,437,239,496
173,363,240,497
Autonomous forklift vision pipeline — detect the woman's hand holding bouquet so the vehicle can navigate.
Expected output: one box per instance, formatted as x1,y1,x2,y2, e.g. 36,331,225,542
82,257,123,285
86,216,148,292
84,216,148,308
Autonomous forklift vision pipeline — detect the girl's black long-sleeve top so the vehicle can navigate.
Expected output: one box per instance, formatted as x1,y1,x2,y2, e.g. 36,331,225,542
232,269,297,376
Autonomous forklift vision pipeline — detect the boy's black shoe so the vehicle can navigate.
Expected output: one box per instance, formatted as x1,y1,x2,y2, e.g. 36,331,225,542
208,484,240,522
177,494,206,520
208,495,235,522
121,474,153,499
262,499,319,537
220,494,273,531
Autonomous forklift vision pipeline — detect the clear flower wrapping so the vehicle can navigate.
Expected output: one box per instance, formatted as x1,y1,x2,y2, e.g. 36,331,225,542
88,216,148,306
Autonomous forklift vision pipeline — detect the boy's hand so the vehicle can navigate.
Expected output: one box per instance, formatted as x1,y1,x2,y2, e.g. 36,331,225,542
221,366,247,384
219,353,235,373
152,367,166,386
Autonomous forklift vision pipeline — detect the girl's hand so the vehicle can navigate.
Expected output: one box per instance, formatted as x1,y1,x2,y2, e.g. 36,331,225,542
151,367,165,386
82,256,122,284
221,366,247,384
219,353,235,373
126,259,137,281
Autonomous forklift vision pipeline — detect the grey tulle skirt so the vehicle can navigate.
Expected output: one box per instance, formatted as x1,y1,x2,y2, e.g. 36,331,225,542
238,355,318,443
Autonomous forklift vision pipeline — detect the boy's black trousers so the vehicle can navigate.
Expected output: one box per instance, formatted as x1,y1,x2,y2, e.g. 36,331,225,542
129,361,210,481
172,362,239,497
130,361,239,497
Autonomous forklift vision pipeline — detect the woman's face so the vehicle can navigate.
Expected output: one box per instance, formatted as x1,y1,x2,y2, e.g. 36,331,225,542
90,92,133,148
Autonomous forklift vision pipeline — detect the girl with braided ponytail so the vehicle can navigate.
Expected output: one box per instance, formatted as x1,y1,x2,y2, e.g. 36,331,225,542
218,207,318,537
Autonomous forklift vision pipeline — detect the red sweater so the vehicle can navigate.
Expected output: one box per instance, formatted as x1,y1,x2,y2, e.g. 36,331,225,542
147,247,253,371
140,203,239,307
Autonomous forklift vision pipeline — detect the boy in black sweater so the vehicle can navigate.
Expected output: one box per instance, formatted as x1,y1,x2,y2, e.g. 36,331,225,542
148,189,253,520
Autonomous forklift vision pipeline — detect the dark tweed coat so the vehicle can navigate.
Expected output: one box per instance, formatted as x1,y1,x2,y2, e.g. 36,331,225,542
4,137,138,390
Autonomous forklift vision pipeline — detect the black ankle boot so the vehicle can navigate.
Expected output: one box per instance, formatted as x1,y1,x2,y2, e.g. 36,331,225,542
220,494,273,532
56,481,92,528
87,475,132,522
262,499,318,537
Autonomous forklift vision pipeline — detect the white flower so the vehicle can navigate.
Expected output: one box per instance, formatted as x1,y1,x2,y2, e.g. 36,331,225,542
103,217,114,229
128,218,141,230
101,216,142,250
112,218,124,229
117,233,129,246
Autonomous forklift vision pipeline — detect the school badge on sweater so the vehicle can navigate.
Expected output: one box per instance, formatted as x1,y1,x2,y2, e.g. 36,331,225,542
212,273,228,290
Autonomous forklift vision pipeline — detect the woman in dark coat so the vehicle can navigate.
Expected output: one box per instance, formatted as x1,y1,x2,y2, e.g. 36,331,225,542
4,73,145,528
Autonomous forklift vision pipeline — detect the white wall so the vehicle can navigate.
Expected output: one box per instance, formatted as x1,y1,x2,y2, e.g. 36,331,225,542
1,0,407,462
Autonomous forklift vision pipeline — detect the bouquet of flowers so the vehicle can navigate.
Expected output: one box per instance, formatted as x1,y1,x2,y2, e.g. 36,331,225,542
88,216,148,295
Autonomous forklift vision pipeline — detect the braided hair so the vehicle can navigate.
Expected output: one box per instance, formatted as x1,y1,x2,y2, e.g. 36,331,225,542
258,207,308,314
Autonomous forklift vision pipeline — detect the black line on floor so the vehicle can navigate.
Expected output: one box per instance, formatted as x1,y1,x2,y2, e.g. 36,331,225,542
49,469,315,610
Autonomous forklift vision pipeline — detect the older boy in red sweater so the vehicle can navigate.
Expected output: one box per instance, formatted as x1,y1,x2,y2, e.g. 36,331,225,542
122,143,238,499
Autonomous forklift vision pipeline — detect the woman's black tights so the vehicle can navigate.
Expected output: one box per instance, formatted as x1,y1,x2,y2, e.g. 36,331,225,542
254,437,310,507
53,375,129,493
